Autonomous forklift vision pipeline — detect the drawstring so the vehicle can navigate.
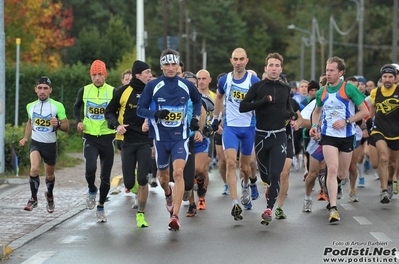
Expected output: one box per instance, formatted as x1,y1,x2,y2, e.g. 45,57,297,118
256,127,286,139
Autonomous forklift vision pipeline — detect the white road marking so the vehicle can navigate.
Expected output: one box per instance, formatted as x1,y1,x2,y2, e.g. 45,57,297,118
353,216,372,225
340,203,355,210
370,232,392,242
21,251,57,264
58,235,80,244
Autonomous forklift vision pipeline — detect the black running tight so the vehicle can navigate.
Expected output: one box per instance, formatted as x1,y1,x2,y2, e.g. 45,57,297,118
255,131,287,210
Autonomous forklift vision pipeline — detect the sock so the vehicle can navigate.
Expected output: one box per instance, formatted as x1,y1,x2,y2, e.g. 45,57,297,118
46,177,55,197
330,206,337,210
305,195,312,200
29,176,40,200
97,205,104,210
250,177,257,184
232,199,238,206
356,164,364,179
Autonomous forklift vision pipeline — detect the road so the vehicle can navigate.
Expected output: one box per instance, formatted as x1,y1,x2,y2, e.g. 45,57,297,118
3,167,399,264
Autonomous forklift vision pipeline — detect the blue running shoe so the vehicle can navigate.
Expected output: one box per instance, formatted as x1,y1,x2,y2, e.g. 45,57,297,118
250,183,259,200
358,177,365,188
244,200,252,210
221,183,229,196
364,160,371,170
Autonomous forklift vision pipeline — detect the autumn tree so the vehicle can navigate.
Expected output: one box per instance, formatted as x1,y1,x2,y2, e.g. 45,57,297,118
5,0,74,68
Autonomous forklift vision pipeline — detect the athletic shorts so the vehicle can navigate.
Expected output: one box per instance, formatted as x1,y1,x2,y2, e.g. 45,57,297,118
115,139,123,151
154,138,189,170
30,139,57,166
194,137,210,154
369,133,399,151
307,138,324,162
222,126,255,155
320,134,355,153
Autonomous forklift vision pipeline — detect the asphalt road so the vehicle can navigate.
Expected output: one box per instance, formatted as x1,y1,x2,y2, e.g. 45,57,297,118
3,167,399,264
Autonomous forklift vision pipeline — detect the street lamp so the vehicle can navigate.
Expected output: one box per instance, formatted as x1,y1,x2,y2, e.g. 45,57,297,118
287,21,316,80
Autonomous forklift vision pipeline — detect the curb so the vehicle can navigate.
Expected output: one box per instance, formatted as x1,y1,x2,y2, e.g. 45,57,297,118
111,175,123,188
0,175,124,260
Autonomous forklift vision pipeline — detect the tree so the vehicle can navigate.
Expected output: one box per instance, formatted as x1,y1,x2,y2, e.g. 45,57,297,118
5,0,74,68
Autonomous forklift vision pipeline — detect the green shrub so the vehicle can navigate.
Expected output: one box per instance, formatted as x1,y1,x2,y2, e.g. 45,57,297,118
4,123,71,175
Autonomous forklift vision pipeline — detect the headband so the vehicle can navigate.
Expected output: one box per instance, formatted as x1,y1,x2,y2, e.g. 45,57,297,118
160,54,180,65
380,65,397,77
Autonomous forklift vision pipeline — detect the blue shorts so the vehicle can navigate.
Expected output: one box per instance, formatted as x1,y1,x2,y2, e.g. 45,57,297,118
194,137,210,154
307,138,324,162
222,126,255,155
154,139,189,170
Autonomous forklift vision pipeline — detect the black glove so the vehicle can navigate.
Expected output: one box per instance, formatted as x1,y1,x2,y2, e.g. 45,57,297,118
290,112,298,120
155,110,170,119
211,118,219,131
190,117,200,131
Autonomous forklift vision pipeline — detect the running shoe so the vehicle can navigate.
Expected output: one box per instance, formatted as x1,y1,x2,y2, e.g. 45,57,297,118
374,172,380,180
337,184,343,199
96,207,107,223
348,190,359,202
186,203,197,217
44,191,54,213
275,206,286,219
380,191,390,204
364,159,371,170
298,154,303,170
198,197,206,210
317,189,328,201
393,181,399,195
24,198,38,211
358,177,365,188
250,183,259,200
244,200,252,210
168,215,180,231
240,180,251,205
86,189,97,210
183,190,191,201
341,177,348,186
302,199,313,212
131,194,138,209
231,204,243,221
328,208,340,224
148,176,158,188
261,208,272,226
131,182,139,195
387,184,394,199
136,212,148,228
221,183,229,195
165,183,174,216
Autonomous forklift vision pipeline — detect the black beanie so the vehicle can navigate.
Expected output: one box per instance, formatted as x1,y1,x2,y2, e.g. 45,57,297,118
307,80,320,92
132,60,150,76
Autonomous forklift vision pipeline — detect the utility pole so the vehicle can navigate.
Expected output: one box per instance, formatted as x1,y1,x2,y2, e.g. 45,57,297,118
15,38,21,126
136,0,145,60
393,0,398,62
162,0,168,50
0,0,5,174
357,0,364,75
185,10,190,71
178,0,183,53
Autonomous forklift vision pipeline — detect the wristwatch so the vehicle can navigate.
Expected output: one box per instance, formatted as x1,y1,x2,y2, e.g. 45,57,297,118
57,120,62,128
345,119,351,124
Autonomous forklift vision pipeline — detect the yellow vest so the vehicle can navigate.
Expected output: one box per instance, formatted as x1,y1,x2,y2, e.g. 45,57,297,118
82,83,115,136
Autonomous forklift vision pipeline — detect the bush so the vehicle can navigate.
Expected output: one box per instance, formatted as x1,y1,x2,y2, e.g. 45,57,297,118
4,123,70,175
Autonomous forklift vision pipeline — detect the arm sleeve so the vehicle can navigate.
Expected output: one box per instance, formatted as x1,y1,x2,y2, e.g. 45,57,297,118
190,85,202,117
239,84,265,112
104,90,121,129
73,87,84,122
137,84,157,118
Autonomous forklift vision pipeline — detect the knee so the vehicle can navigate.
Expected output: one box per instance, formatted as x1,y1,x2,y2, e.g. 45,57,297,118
173,168,184,181
30,166,40,176
225,159,236,170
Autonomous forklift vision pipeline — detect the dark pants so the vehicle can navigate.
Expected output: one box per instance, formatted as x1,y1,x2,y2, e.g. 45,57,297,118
122,142,152,188
83,134,115,205
255,131,287,210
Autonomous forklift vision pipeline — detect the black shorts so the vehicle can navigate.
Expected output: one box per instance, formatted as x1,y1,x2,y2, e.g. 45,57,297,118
214,133,222,146
369,133,399,151
286,139,294,159
320,135,355,153
30,139,57,166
